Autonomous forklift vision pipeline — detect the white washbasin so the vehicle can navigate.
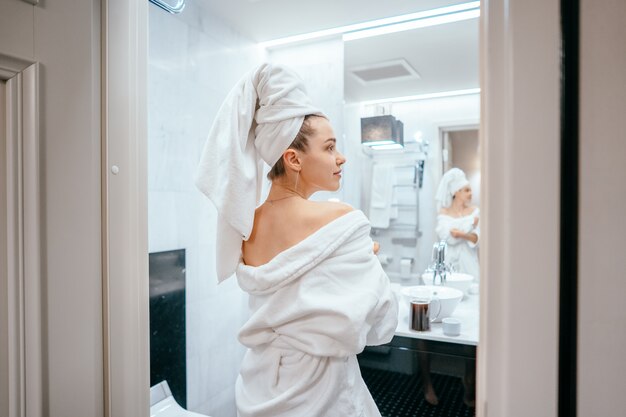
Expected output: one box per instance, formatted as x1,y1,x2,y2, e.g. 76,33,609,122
421,272,474,296
400,285,463,322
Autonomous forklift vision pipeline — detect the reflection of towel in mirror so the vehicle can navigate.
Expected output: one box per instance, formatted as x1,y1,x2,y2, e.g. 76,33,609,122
235,210,398,417
435,208,480,282
369,164,396,228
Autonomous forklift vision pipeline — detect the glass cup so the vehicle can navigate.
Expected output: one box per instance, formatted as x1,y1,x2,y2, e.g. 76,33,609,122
410,298,432,331
409,296,443,331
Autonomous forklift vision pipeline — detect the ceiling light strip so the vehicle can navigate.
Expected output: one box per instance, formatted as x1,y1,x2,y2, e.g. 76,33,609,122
360,88,481,105
259,1,480,48
343,9,480,41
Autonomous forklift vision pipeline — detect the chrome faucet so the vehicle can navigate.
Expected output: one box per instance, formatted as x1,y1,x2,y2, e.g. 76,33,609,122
426,240,452,285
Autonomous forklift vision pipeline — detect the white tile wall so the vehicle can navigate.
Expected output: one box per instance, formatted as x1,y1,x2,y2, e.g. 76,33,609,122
268,38,346,203
148,2,264,415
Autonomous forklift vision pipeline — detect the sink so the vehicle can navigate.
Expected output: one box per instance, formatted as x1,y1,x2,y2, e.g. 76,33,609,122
400,285,463,322
421,272,474,296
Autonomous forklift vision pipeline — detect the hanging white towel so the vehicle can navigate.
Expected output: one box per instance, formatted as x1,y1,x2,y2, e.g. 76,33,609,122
369,164,394,228
390,168,399,220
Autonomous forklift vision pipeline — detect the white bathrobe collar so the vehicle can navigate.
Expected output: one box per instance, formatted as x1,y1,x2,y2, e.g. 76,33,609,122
236,210,369,295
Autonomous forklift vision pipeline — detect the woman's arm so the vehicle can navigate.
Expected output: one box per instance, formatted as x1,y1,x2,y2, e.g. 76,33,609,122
450,228,478,244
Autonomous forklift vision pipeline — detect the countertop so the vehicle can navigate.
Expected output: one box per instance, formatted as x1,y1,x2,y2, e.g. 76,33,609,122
391,283,480,346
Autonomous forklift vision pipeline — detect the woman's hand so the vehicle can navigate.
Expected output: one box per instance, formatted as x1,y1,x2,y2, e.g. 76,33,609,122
450,228,465,238
373,241,380,254
473,216,479,228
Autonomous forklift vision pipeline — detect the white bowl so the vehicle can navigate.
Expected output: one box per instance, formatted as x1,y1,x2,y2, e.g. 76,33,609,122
421,272,474,296
400,285,464,322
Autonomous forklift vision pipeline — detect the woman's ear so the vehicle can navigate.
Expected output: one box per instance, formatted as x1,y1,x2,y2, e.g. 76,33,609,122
282,149,302,172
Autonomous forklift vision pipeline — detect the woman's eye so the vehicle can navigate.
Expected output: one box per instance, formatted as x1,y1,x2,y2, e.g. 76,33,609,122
328,146,334,151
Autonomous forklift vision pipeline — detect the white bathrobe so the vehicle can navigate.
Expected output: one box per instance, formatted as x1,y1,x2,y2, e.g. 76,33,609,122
235,210,399,417
435,208,480,281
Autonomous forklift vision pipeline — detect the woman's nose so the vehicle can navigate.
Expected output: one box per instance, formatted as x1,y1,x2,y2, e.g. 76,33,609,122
337,152,346,165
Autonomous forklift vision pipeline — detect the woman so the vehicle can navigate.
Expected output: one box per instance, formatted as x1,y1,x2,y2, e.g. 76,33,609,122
435,167,480,282
430,167,478,408
195,63,398,417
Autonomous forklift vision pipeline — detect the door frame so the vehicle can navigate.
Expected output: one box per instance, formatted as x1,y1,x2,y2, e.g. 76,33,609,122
478,0,561,416
0,55,42,417
101,0,149,416
102,0,563,416
437,119,480,183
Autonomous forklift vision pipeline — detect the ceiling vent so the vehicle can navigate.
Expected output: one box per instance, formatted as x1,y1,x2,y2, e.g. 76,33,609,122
349,59,420,85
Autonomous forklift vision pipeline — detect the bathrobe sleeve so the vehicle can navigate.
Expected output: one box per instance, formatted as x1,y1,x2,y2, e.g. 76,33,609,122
436,215,464,245
436,212,480,248
467,209,480,248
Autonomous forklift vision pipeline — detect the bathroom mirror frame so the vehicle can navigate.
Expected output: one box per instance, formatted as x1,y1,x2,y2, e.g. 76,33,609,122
102,0,563,416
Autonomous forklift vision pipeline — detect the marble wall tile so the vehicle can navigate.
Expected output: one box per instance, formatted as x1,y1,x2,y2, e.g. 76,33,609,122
148,1,262,414
196,385,239,417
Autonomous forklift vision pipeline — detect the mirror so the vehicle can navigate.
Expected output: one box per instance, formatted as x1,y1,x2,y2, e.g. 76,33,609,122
343,7,480,414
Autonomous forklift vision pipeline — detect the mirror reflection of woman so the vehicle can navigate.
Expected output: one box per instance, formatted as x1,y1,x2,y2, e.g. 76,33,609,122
435,167,480,282
427,167,478,408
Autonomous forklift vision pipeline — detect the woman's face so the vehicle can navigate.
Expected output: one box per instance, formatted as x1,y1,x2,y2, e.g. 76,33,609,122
299,117,346,193
454,185,473,205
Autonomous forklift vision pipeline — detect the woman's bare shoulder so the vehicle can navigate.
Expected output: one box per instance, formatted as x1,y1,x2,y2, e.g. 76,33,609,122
303,201,355,227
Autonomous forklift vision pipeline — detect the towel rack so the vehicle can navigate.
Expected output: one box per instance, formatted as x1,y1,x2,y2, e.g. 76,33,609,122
389,162,425,188
149,0,185,14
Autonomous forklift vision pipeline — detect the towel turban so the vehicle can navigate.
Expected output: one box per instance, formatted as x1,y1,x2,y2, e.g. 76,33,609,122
435,168,470,210
195,63,324,282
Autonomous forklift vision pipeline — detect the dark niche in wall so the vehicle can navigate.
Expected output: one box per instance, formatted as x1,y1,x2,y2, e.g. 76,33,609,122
149,249,187,408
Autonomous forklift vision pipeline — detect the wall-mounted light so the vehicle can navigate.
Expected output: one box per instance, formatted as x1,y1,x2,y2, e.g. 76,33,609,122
361,115,404,148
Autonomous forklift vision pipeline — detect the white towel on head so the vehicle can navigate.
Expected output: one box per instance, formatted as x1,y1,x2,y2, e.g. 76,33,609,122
435,167,469,210
194,63,323,282
369,164,394,228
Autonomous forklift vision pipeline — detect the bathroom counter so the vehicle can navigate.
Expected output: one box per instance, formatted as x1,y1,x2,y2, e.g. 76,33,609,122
391,283,479,346
358,284,478,372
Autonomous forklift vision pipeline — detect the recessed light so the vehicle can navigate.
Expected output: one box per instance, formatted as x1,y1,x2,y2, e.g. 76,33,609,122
361,88,481,105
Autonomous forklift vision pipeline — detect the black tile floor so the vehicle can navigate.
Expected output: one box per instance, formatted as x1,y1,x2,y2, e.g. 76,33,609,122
360,368,476,417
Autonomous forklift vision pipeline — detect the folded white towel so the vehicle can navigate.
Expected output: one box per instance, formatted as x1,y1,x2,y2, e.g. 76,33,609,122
194,63,323,281
369,164,394,228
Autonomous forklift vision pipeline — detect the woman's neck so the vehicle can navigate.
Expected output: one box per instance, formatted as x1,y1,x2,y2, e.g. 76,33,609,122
449,200,468,216
266,182,309,202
